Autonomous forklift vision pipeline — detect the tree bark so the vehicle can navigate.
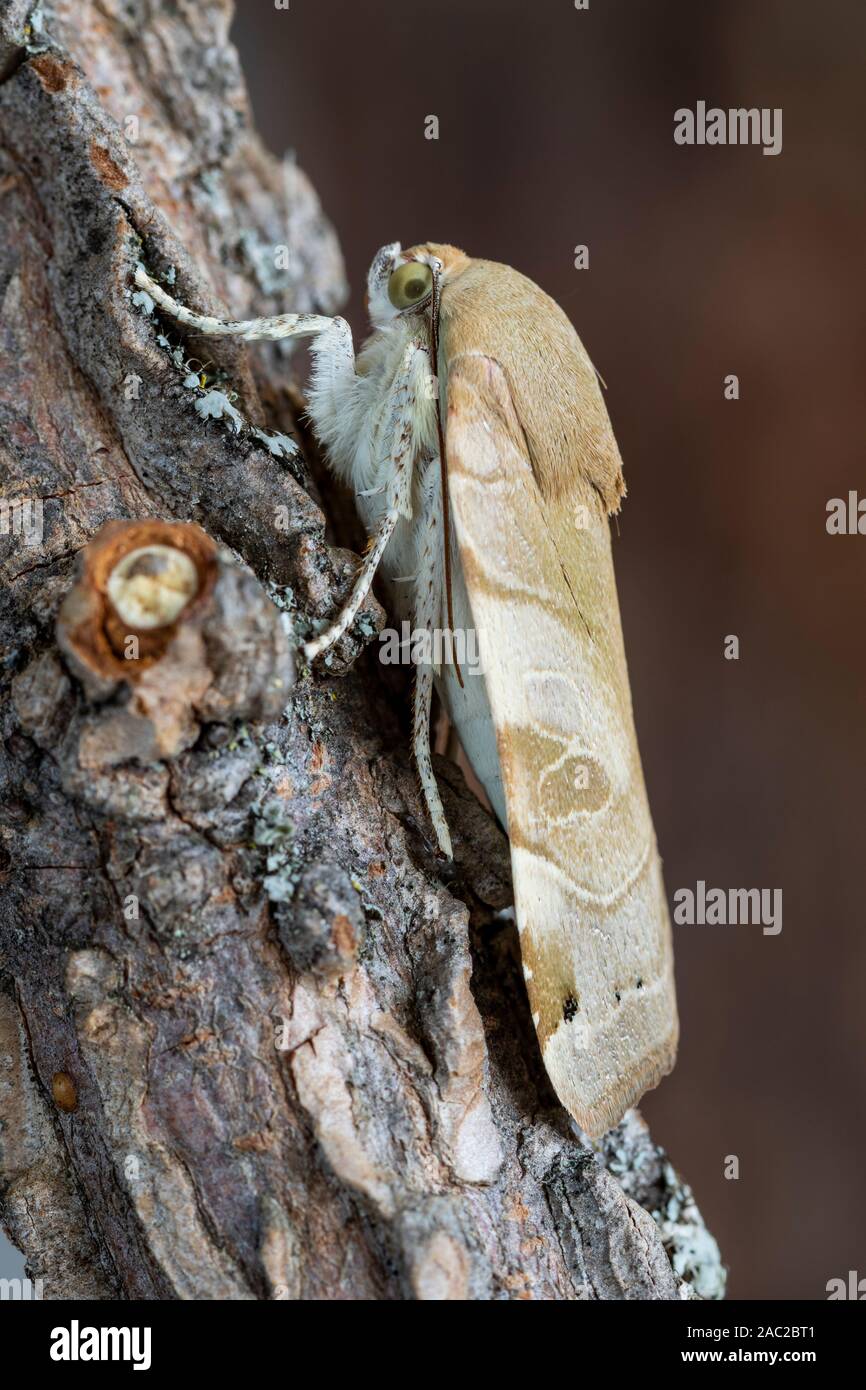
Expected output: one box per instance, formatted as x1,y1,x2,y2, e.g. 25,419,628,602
0,0,724,1301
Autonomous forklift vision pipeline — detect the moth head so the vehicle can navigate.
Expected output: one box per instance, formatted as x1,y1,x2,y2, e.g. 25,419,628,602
365,242,468,329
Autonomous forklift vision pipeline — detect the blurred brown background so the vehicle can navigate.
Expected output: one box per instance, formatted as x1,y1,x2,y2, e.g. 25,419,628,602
232,0,866,1299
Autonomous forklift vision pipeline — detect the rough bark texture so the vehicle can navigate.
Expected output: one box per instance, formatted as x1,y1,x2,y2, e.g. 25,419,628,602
0,1,724,1301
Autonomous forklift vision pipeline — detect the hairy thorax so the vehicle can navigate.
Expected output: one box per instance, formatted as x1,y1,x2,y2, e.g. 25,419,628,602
310,318,441,603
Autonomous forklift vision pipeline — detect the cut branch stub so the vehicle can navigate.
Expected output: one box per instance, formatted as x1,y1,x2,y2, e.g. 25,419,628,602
53,519,295,765
57,520,219,686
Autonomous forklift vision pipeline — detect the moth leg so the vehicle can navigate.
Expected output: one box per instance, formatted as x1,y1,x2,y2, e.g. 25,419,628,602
303,342,430,662
134,265,335,342
409,497,452,858
302,498,402,663
307,315,356,420
412,620,452,857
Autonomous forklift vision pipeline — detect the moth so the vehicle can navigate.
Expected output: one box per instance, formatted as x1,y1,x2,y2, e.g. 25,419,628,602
134,243,678,1137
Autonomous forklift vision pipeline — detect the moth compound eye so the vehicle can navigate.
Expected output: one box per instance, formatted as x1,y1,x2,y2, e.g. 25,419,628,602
388,261,433,310
106,544,199,629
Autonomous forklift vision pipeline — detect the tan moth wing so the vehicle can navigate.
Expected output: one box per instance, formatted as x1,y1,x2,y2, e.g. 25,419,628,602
439,270,677,1136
